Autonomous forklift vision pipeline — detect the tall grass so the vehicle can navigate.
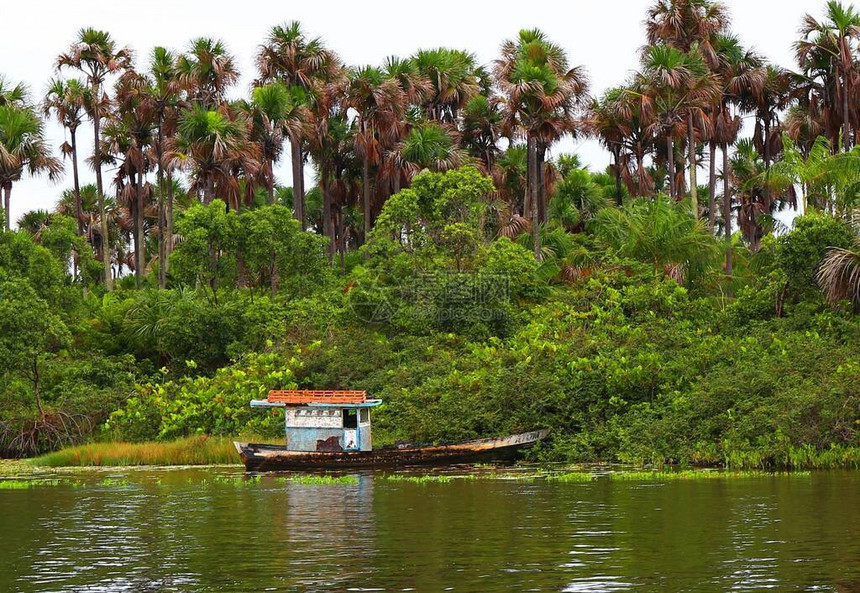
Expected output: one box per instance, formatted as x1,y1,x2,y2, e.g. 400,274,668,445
29,436,242,467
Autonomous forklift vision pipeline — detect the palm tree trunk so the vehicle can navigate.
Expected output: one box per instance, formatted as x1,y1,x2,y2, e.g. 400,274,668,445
667,136,676,199
157,125,167,289
267,157,275,205
708,140,717,231
3,183,11,231
130,185,140,283
763,117,771,206
203,175,213,205
291,136,305,230
70,129,83,236
687,113,698,216
613,149,623,207
722,142,733,290
528,134,541,260
136,171,146,285
321,174,333,261
843,75,851,153
336,205,345,269
166,169,174,271
363,155,371,242
70,128,83,282
93,97,112,290
536,142,547,224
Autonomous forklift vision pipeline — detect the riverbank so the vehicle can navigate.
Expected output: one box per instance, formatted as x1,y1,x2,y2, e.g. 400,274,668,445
10,436,860,471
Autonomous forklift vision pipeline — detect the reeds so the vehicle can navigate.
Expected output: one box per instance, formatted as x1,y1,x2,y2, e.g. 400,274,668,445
29,436,242,467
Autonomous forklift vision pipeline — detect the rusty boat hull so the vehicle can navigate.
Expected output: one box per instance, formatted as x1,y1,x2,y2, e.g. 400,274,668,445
234,430,549,471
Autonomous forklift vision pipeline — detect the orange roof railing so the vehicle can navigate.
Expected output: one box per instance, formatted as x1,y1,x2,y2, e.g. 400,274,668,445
267,390,368,405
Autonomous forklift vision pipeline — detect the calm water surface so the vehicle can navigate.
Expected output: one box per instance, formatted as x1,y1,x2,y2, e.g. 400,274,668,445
1,468,859,592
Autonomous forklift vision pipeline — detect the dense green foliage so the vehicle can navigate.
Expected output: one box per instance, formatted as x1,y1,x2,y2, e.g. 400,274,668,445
3,164,858,469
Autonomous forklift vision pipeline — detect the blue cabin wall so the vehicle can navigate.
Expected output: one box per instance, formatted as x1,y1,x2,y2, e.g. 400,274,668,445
280,406,375,452
286,427,345,452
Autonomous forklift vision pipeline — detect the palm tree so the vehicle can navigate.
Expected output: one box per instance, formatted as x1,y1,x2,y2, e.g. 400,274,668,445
55,182,123,275
56,183,97,241
0,102,62,230
43,78,90,237
595,195,718,283
549,156,608,232
646,0,729,215
495,29,590,259
343,65,406,240
589,89,634,206
709,36,764,230
412,48,480,124
16,209,56,240
256,21,340,230
57,28,133,289
306,94,357,261
729,138,797,250
0,76,28,107
638,44,718,210
386,122,468,183
743,65,792,173
604,83,658,199
384,56,431,108
109,69,157,285
170,105,258,205
817,229,860,308
459,95,502,175
177,38,239,109
244,83,307,205
149,47,182,288
489,144,546,241
796,1,860,153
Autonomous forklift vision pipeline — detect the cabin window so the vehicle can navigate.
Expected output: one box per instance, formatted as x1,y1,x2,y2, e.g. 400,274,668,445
359,408,369,424
343,409,358,429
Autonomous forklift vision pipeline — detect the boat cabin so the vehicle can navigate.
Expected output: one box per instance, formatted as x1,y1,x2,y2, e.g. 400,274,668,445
250,390,382,453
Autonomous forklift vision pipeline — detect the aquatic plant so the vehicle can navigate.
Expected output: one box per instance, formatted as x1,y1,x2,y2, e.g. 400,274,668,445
212,474,261,486
0,479,62,489
545,472,597,483
98,477,130,487
382,474,455,484
608,470,812,481
276,475,359,485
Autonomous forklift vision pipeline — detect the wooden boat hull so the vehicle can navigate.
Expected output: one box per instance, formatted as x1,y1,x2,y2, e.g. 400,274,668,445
234,430,549,471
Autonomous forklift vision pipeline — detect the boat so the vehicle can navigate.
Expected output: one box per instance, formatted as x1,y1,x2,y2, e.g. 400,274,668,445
234,389,549,471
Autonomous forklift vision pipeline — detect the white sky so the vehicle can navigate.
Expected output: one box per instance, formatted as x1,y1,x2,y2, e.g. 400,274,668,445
2,0,822,226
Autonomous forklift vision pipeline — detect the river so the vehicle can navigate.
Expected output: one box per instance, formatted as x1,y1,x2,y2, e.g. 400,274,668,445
1,468,858,592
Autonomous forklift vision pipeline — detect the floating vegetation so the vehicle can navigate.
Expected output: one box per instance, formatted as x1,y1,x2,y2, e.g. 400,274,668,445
0,479,63,489
383,474,454,484
607,470,812,482
98,478,130,487
276,475,359,485
212,474,261,486
545,472,598,483
466,469,815,483
382,474,478,484
482,473,538,482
